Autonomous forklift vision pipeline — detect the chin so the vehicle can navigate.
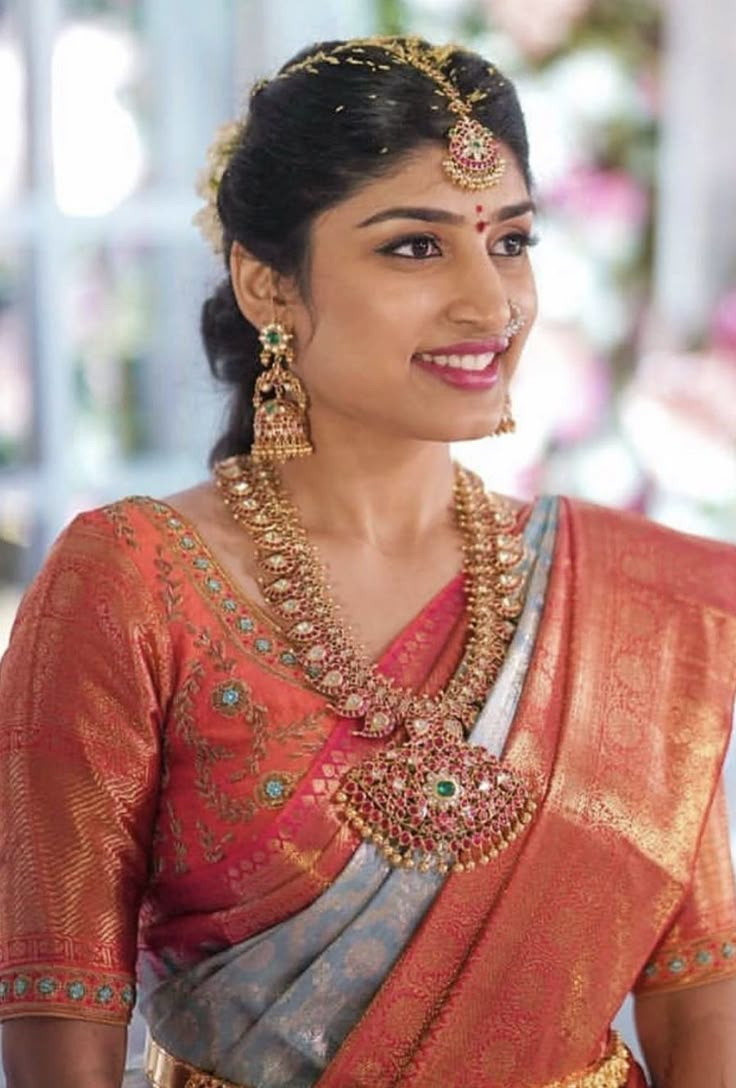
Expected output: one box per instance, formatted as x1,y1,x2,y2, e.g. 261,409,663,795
413,417,503,444
447,412,506,442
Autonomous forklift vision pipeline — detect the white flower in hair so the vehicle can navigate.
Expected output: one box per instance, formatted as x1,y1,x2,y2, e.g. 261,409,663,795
193,120,243,254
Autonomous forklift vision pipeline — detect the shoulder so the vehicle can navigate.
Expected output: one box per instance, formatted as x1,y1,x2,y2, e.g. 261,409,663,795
4,498,179,692
561,496,736,615
47,496,169,577
27,491,205,622
50,482,220,563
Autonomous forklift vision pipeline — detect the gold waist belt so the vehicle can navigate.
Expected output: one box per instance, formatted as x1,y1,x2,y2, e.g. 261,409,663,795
144,1029,630,1088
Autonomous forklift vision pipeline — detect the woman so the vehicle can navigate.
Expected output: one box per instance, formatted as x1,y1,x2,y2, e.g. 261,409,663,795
1,35,735,1088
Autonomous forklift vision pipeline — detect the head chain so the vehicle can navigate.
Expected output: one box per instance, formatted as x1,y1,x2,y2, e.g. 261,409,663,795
193,36,506,254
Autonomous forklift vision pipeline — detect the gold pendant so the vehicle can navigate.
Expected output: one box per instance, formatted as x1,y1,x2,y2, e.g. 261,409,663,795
443,117,507,191
336,730,536,874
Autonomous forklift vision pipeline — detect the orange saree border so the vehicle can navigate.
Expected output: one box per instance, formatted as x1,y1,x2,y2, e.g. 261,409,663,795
315,500,736,1088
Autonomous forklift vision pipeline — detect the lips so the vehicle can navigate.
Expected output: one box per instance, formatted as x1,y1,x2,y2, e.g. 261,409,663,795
412,353,503,390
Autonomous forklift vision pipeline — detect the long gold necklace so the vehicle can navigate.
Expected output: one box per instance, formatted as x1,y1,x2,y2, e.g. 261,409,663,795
216,455,537,874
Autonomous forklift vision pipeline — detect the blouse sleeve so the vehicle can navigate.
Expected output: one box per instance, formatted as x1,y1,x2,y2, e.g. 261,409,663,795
0,511,169,1024
634,779,736,995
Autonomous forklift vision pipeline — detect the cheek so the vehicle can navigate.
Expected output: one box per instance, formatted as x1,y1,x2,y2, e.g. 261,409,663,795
292,277,433,373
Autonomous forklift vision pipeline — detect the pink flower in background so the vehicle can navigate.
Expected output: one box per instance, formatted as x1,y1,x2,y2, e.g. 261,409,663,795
711,290,736,355
621,349,736,504
483,0,592,59
634,350,736,441
547,166,649,230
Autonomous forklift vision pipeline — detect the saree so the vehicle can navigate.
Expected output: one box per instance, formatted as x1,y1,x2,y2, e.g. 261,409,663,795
1,490,735,1088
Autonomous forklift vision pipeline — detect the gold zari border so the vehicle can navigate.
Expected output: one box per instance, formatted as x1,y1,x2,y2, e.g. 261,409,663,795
144,1031,630,1088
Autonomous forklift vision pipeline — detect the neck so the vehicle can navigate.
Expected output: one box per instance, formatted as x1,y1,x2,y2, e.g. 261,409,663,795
277,432,456,550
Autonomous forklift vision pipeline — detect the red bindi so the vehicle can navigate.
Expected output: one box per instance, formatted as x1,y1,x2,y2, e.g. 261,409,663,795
476,220,488,233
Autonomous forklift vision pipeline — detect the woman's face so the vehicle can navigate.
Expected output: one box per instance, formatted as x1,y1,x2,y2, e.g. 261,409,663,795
286,141,537,445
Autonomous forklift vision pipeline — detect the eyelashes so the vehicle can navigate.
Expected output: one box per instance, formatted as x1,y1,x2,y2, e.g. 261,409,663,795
377,230,539,260
378,234,442,259
496,231,540,258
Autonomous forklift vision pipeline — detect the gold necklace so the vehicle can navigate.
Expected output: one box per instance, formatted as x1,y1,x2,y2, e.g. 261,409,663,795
216,455,537,874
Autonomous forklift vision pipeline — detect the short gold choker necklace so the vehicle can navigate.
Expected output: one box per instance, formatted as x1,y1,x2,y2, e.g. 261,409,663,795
216,455,536,873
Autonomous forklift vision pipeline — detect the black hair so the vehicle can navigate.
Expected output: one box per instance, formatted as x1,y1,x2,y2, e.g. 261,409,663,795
201,37,532,463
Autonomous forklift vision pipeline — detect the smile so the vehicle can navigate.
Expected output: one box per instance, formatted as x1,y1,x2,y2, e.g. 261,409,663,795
411,347,505,390
415,351,497,372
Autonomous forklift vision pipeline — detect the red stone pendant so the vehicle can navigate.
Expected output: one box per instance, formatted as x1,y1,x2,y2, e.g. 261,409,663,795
335,731,536,874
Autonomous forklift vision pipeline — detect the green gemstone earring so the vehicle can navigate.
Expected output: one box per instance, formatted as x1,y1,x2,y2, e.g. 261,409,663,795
251,321,313,462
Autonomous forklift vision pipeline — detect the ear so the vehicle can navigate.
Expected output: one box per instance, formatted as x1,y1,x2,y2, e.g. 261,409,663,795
229,242,274,328
229,242,300,329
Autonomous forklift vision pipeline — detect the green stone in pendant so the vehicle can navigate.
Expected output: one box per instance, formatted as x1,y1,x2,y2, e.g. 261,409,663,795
436,779,457,799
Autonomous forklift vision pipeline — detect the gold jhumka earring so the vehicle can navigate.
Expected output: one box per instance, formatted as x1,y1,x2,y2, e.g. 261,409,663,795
250,321,313,462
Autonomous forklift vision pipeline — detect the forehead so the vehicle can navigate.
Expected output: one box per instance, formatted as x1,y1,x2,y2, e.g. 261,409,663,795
317,141,531,230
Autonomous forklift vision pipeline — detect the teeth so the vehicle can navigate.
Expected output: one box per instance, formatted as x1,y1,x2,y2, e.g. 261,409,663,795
418,352,495,371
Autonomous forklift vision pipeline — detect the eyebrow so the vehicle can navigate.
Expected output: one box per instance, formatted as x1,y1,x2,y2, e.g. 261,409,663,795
356,199,537,228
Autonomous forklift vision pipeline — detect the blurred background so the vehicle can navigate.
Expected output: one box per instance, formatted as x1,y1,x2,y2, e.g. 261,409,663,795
0,0,735,1077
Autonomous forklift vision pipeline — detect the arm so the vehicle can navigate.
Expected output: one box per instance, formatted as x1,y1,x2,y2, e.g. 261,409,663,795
0,510,167,1081
632,780,736,1086
635,975,736,1087
2,1019,127,1088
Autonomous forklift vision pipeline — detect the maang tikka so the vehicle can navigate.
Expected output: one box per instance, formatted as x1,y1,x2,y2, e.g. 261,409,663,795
251,320,314,462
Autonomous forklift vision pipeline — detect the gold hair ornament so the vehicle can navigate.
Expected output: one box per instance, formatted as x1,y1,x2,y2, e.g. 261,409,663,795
193,38,507,253
276,37,506,192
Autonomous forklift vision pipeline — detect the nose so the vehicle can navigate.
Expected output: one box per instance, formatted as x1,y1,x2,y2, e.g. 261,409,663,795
446,251,510,334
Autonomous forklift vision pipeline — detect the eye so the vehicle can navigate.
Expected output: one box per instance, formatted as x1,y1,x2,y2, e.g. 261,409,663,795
379,233,442,260
490,231,539,258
